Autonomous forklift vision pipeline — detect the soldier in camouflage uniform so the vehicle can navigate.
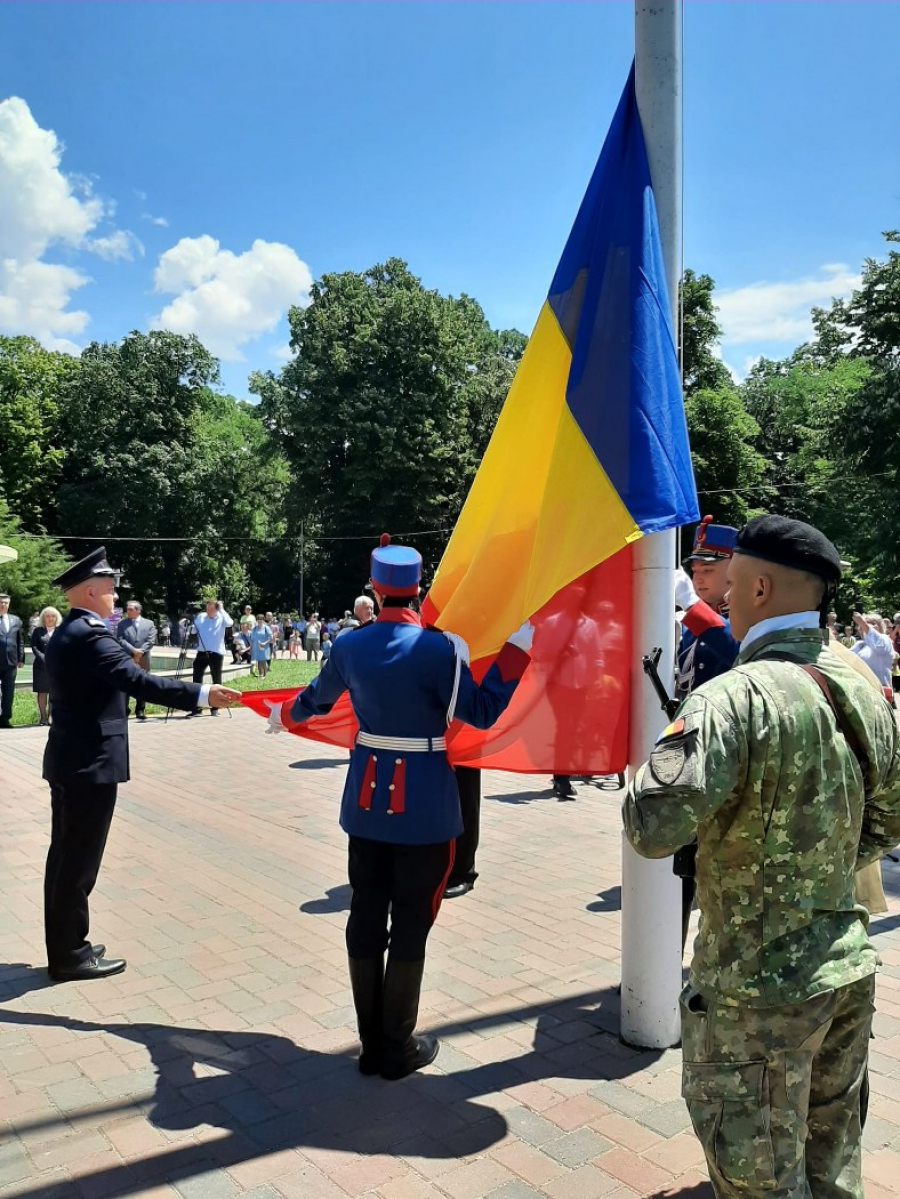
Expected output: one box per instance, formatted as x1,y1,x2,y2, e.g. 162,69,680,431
624,515,900,1198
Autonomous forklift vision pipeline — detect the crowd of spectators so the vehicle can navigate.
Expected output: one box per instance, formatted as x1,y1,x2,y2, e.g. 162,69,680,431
0,591,379,727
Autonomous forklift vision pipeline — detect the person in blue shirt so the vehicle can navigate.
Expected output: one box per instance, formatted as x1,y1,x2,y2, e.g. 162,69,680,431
266,534,533,1080
248,615,273,679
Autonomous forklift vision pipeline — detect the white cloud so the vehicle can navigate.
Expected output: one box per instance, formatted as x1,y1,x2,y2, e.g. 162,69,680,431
0,260,88,352
716,264,861,346
271,342,293,362
142,213,169,227
151,235,313,360
87,229,144,261
0,96,139,347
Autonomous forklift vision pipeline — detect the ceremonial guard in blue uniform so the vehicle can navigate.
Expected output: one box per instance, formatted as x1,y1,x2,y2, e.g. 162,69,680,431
268,535,533,1079
675,516,740,699
43,548,240,982
672,517,741,950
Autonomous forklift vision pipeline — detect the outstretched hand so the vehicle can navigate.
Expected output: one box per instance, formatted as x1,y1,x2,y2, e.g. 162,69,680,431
508,620,535,653
263,698,285,734
208,685,242,708
674,567,699,611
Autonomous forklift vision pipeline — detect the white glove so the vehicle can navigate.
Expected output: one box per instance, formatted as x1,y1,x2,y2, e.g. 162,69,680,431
507,620,535,653
674,567,699,611
264,698,285,735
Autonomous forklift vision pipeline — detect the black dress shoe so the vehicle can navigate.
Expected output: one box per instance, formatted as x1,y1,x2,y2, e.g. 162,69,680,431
49,956,126,982
443,880,473,900
92,944,106,959
553,776,577,800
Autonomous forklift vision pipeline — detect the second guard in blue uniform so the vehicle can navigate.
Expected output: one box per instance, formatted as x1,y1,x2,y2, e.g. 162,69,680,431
675,515,741,699
267,535,533,1079
672,517,741,950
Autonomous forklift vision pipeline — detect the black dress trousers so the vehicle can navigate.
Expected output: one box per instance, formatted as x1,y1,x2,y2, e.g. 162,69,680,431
448,765,481,887
44,781,118,968
346,836,455,961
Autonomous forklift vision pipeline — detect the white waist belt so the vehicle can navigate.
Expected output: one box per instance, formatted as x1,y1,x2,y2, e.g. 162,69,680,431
357,731,447,753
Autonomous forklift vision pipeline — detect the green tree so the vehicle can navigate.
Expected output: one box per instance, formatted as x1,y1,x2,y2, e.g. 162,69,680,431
0,498,68,617
251,258,525,606
0,335,78,530
684,386,768,533
680,269,732,397
52,331,289,616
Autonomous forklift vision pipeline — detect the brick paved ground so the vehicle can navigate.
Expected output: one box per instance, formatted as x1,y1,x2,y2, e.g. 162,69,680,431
3,711,900,1198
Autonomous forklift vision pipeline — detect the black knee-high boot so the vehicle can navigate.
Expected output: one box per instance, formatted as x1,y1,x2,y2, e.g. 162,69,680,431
348,956,384,1075
380,957,439,1080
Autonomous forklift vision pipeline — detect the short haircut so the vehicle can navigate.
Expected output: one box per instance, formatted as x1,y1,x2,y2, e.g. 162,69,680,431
0,593,9,601
354,595,374,611
126,601,142,613
40,606,62,624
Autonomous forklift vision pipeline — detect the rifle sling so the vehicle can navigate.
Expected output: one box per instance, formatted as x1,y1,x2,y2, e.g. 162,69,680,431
766,653,869,778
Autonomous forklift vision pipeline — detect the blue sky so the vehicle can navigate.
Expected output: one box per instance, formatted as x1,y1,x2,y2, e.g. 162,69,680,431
1,1,898,397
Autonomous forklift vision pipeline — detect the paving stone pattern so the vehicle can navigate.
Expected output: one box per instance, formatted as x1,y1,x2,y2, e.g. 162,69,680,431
2,712,900,1197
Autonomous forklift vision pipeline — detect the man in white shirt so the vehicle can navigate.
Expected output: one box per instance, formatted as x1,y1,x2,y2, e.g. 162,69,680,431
190,599,233,717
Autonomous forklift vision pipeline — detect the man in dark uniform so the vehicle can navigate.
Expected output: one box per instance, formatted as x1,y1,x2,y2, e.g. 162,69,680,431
43,548,241,982
444,766,481,898
267,534,533,1079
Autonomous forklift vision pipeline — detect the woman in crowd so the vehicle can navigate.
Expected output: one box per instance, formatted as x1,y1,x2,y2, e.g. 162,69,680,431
249,614,273,678
31,606,62,725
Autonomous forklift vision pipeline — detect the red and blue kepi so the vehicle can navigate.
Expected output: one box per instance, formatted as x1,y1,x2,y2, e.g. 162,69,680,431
685,515,737,564
370,534,422,597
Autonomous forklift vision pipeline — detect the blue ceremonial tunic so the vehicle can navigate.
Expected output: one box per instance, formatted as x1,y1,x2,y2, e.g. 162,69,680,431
285,608,528,845
676,600,740,699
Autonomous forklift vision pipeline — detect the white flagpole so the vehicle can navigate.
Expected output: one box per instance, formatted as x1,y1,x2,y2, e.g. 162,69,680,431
621,0,684,1050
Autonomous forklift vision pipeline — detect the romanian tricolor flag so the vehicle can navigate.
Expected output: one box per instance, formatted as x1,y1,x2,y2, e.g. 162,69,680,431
244,66,698,774
418,65,698,772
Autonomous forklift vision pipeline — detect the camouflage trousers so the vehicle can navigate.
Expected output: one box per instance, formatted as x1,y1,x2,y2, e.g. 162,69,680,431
680,975,875,1197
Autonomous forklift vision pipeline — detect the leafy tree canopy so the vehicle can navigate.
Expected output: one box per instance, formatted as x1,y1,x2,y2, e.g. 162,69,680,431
0,497,68,617
252,258,525,606
0,335,78,530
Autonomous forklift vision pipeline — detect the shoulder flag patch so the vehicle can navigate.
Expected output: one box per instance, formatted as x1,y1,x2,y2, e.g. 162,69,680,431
658,718,685,741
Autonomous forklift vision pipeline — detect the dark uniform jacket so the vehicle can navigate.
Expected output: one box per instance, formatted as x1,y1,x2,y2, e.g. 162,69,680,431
677,598,740,698
44,608,201,785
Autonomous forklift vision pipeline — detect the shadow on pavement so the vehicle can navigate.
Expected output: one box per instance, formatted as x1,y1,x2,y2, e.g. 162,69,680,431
299,884,353,914
488,788,557,805
587,885,621,913
0,971,659,1199
288,757,346,770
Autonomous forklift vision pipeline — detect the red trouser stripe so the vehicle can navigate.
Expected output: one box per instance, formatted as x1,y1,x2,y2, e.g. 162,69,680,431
431,841,456,923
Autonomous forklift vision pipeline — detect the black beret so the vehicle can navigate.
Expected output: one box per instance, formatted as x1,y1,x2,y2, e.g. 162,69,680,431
51,546,119,591
734,516,842,584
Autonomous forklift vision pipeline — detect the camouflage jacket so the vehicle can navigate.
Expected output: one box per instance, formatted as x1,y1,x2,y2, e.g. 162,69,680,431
624,627,900,1006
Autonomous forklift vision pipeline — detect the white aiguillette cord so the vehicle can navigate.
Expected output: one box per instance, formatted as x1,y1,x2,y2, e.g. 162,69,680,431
442,631,470,726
